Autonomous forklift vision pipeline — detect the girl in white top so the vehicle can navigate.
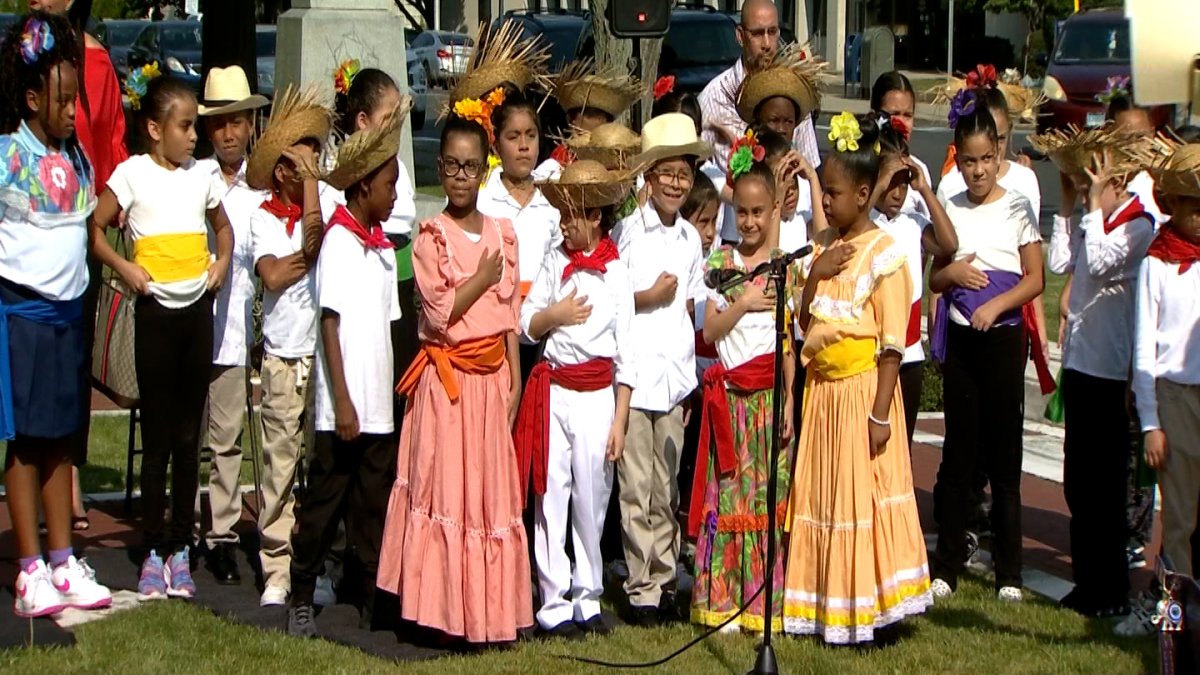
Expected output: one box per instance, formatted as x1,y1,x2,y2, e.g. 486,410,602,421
90,75,233,600
870,71,935,219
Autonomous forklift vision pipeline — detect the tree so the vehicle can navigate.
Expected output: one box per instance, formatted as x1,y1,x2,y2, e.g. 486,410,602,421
392,0,432,30
585,0,662,128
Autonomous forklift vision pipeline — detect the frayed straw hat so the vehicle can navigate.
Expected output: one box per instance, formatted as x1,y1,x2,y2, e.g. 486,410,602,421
537,159,635,214
246,84,335,191
554,59,645,118
632,113,712,168
443,20,551,118
1028,122,1160,178
324,96,413,191
736,43,824,124
1151,139,1200,198
562,122,641,170
930,68,1047,124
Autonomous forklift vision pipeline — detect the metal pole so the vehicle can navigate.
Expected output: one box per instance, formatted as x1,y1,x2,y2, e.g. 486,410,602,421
947,0,955,76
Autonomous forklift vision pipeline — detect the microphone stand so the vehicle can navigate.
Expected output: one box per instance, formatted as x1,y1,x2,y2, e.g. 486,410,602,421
716,246,809,675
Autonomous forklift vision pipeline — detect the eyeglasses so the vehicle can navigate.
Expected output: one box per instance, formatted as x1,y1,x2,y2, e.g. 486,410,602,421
740,26,780,39
649,169,694,186
438,157,485,179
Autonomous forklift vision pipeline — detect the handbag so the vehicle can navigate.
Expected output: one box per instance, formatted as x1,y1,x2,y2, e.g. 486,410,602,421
91,235,139,408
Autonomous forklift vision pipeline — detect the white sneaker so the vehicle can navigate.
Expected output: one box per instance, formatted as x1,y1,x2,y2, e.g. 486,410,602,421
14,560,65,618
313,574,336,607
718,621,741,634
1114,594,1158,637
51,556,113,610
998,586,1023,602
930,579,953,599
260,585,289,607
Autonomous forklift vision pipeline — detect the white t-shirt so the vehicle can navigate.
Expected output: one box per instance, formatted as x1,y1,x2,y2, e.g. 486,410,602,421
707,249,776,371
940,189,1041,326
874,208,929,363
937,160,1042,230
250,208,318,359
312,221,402,435
318,154,416,237
901,154,933,220
108,154,221,308
477,169,561,287
779,207,813,256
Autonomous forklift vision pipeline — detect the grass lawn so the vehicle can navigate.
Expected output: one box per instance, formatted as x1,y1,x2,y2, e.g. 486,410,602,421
0,577,1157,674
416,184,446,199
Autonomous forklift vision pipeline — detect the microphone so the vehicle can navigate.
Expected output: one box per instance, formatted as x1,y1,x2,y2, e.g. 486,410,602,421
783,243,815,262
704,268,741,289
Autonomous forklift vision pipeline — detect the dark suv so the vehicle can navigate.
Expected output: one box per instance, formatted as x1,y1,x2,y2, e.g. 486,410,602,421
491,9,589,74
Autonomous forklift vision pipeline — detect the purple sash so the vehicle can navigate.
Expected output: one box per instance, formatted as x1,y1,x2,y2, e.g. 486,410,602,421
930,270,1023,362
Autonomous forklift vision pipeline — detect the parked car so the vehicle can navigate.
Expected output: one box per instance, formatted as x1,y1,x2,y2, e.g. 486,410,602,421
126,20,202,92
1037,8,1173,132
256,24,276,99
409,30,473,88
407,53,427,130
492,9,588,74
96,19,148,80
0,13,18,42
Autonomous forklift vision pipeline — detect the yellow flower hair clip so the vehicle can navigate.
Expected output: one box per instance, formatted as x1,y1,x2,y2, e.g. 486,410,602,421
828,111,861,153
452,86,506,145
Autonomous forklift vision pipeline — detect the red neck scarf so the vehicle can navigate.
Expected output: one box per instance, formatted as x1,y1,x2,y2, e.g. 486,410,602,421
260,196,302,237
1148,225,1200,274
1104,196,1149,235
326,204,393,250
562,236,619,281
550,143,575,167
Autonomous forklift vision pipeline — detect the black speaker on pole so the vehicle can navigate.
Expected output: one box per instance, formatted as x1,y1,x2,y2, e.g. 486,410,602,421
607,0,671,38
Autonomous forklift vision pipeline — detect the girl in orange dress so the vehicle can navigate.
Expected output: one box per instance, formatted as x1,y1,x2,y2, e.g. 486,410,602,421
377,110,533,643
781,112,931,644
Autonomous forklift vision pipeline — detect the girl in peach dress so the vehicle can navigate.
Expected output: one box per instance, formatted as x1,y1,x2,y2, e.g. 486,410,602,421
377,109,533,643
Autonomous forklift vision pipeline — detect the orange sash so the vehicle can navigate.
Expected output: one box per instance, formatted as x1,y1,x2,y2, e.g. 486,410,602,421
395,334,507,401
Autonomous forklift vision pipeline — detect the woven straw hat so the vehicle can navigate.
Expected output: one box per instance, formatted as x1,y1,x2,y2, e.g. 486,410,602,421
537,159,634,214
324,96,413,191
198,66,269,116
930,76,1048,124
563,122,641,170
245,84,334,191
1028,122,1160,178
1151,141,1200,198
554,59,645,118
736,43,824,124
632,113,712,168
444,20,551,117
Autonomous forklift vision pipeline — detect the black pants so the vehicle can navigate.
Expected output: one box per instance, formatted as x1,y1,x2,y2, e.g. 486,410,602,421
135,295,213,553
899,361,923,450
1062,369,1131,607
391,277,420,434
291,431,395,607
932,323,1026,590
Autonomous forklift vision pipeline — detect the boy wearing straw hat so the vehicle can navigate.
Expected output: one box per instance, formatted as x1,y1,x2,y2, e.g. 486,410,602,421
243,85,334,607
195,65,269,586
288,102,409,638
536,60,644,180
610,113,711,625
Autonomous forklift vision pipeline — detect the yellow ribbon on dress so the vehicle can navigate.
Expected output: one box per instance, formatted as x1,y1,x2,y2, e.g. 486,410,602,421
809,336,877,381
132,233,210,283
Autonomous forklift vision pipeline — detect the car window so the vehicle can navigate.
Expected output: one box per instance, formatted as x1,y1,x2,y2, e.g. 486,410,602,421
1053,21,1130,64
107,23,145,47
161,25,200,51
256,29,276,58
664,19,740,67
442,34,473,47
135,26,157,49
413,32,431,48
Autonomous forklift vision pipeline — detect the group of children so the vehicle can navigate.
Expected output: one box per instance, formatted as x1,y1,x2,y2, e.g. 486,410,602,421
7,8,1200,652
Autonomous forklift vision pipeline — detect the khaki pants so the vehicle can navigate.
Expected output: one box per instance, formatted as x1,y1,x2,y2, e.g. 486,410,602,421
618,405,685,607
258,353,312,591
203,365,247,547
1157,379,1200,575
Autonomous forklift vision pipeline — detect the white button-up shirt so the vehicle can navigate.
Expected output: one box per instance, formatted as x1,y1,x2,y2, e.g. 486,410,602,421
476,168,562,287
612,203,705,412
1133,255,1200,431
873,208,929,364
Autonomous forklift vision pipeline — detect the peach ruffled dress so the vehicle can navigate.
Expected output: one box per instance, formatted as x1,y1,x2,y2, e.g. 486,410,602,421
377,213,533,643
782,226,932,644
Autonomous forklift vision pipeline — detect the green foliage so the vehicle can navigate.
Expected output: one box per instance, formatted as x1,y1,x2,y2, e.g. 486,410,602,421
920,358,945,413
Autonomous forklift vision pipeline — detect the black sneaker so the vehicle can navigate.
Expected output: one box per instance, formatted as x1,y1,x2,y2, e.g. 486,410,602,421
964,531,981,564
1127,546,1147,569
625,604,661,628
205,543,241,585
288,602,318,638
542,620,585,641
658,591,684,623
578,614,612,636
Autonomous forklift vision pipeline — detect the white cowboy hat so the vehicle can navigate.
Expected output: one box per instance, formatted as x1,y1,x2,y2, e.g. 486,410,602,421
198,66,270,116
632,112,712,168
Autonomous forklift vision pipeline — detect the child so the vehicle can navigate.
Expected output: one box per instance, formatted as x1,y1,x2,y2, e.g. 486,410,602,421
539,59,643,178
90,74,234,600
734,43,820,148
870,115,959,447
1101,79,1163,223
753,127,823,251
782,112,930,644
288,101,406,636
194,65,269,586
870,70,934,219
928,106,1044,602
516,160,636,638
244,85,333,607
610,112,709,625
691,154,797,634
1034,125,1156,618
378,112,533,644
1,12,112,617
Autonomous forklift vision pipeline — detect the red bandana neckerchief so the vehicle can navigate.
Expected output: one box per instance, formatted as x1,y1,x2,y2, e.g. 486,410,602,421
326,204,393,250
562,236,619,281
550,143,575,167
1103,196,1149,235
260,197,302,237
1148,224,1200,274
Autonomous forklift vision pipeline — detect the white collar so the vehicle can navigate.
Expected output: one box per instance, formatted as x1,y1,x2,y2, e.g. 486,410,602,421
481,168,552,212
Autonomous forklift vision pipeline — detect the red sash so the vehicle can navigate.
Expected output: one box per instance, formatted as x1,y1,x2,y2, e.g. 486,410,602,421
513,357,614,506
1022,303,1056,395
905,300,922,348
687,352,775,538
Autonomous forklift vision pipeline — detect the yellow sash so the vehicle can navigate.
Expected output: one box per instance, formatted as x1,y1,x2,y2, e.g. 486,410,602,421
132,233,210,283
809,336,877,381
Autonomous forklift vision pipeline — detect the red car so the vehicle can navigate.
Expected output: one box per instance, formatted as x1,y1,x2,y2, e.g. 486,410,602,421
1037,9,1173,132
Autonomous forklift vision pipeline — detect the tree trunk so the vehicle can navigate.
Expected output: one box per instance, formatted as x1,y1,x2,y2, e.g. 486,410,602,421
588,0,662,129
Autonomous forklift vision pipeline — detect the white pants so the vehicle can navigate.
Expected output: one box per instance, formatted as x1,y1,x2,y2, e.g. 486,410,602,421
534,384,615,629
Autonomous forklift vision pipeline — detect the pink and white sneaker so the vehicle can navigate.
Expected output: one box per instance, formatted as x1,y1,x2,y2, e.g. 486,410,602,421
51,556,113,610
14,559,65,618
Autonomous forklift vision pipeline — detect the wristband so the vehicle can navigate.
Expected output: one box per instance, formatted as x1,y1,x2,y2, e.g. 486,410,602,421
868,413,890,426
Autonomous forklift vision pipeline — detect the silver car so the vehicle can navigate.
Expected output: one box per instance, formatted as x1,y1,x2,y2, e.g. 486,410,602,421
407,54,427,130
409,30,473,88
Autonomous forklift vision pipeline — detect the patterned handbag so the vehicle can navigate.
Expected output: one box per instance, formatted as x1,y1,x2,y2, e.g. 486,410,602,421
91,237,139,408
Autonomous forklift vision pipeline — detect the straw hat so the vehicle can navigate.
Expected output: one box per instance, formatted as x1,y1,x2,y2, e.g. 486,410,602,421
536,159,634,214
198,66,270,116
1151,140,1200,198
554,59,645,118
632,113,712,168
444,20,551,117
929,73,1047,124
735,43,824,124
1028,122,1160,178
245,84,334,191
563,122,641,170
324,96,414,191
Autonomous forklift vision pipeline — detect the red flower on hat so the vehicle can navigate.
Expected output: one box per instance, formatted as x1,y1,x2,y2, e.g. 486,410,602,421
965,63,997,89
653,75,676,101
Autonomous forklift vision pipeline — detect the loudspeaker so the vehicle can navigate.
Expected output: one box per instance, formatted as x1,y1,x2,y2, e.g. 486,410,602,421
608,0,671,39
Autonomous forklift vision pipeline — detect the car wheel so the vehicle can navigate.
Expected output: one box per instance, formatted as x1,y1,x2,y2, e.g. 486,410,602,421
411,108,425,131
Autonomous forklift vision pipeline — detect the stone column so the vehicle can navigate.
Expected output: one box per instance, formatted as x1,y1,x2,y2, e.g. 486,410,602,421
277,0,415,189
825,0,847,72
